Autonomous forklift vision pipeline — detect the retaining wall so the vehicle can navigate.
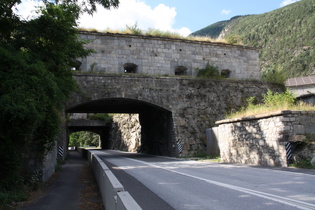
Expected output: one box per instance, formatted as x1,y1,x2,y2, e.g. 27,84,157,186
215,111,315,167
42,143,57,182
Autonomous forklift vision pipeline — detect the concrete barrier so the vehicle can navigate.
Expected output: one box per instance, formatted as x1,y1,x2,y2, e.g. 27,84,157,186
117,192,143,210
87,150,142,210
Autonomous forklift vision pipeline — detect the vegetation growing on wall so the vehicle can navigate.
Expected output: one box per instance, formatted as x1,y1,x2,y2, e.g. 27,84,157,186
227,89,315,119
88,113,113,125
196,63,222,79
79,24,237,45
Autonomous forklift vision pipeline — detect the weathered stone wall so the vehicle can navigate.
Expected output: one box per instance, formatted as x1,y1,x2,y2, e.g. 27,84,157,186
22,140,58,183
78,31,261,80
109,114,141,152
67,74,281,156
23,116,65,183
216,111,315,167
42,143,57,182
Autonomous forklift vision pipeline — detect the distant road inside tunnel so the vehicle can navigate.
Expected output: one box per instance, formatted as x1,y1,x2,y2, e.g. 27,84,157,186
97,150,315,210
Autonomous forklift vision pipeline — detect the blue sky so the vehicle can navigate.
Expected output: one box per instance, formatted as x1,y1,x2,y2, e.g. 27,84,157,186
17,0,300,36
144,0,301,33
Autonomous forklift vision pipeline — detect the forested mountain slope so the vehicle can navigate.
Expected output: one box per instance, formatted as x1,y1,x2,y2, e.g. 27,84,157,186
191,20,230,38
192,0,315,79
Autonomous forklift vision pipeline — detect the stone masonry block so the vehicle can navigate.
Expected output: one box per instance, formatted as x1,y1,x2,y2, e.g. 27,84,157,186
282,118,291,122
293,125,305,134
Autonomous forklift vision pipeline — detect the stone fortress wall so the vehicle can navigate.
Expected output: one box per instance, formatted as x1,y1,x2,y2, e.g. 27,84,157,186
77,31,261,80
67,74,281,157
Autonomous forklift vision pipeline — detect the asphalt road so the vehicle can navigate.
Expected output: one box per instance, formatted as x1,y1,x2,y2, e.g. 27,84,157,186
98,150,315,210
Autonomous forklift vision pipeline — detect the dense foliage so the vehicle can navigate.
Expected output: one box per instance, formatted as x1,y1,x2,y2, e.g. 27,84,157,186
192,0,315,80
0,0,119,206
69,131,100,147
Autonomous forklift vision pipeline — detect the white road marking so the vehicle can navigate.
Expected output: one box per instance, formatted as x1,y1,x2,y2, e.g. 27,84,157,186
116,155,315,210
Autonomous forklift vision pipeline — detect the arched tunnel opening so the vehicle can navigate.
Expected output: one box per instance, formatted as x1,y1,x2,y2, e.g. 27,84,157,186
66,98,176,156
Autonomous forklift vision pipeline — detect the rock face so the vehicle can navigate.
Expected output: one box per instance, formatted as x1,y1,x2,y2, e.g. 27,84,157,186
109,114,141,152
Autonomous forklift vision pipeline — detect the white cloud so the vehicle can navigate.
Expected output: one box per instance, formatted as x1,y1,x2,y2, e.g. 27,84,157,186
15,0,191,37
14,0,44,20
221,9,231,15
280,0,300,7
78,0,191,36
177,27,192,37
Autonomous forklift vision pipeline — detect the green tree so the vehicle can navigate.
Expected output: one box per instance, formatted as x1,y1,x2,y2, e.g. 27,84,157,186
0,0,119,204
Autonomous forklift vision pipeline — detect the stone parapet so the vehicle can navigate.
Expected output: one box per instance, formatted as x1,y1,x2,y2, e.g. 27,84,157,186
215,111,315,167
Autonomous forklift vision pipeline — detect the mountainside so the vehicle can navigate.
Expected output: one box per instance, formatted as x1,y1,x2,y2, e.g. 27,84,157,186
191,20,230,38
192,0,315,79
191,15,247,38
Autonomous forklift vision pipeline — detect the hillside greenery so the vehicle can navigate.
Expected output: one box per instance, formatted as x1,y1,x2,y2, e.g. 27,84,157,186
191,16,246,38
192,0,315,80
191,20,230,38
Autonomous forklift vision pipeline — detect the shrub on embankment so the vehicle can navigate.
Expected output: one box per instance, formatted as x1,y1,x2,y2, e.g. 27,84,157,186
226,89,315,119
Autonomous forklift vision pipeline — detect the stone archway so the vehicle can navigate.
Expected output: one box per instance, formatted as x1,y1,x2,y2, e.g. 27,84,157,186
66,98,176,156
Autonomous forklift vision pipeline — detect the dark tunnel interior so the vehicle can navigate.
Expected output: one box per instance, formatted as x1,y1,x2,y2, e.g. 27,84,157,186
66,98,176,156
